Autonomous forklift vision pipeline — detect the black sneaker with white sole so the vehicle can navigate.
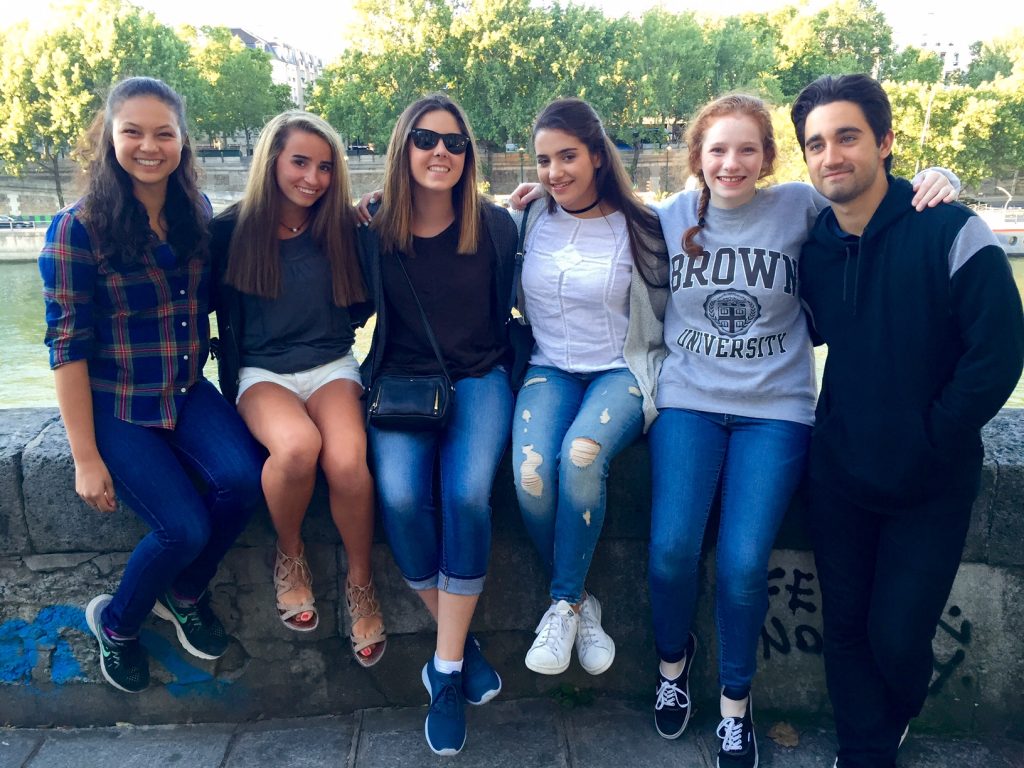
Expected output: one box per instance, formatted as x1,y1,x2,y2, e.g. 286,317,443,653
716,697,758,768
85,594,149,693
152,590,230,660
655,632,696,739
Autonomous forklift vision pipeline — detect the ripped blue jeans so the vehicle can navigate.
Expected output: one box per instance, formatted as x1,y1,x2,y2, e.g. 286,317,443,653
512,365,644,604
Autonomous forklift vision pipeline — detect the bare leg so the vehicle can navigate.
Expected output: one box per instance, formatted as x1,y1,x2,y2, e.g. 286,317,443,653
306,379,381,642
237,383,321,618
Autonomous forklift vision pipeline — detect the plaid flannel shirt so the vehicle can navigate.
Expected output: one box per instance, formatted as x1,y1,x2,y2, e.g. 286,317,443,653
40,204,211,429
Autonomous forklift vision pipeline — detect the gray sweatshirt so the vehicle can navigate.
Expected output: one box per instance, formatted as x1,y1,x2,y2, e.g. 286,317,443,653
653,183,822,425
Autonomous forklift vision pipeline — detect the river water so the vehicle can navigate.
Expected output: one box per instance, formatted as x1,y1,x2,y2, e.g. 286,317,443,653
3,255,1024,409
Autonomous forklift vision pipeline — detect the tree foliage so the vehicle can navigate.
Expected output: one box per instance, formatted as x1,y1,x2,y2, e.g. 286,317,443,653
1,0,1021,197
0,0,194,206
186,26,293,151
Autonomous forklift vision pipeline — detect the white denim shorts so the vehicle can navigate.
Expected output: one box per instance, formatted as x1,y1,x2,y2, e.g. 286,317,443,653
236,352,363,404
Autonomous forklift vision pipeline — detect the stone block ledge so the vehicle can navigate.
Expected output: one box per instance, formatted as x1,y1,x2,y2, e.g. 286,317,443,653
1,406,1022,735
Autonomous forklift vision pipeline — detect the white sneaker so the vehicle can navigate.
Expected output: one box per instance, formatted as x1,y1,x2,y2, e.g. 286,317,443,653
575,593,615,675
525,600,577,675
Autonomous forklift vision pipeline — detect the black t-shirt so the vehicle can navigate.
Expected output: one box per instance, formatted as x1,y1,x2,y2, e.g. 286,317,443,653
379,218,505,380
240,231,356,373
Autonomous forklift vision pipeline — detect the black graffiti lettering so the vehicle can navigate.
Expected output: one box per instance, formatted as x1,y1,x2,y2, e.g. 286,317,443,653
786,569,817,615
794,625,823,655
712,248,736,285
936,605,971,646
929,649,966,695
767,567,785,597
761,617,791,660
683,251,710,288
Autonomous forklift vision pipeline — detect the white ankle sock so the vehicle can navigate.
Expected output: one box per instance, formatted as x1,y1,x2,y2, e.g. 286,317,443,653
434,653,463,675
720,692,748,718
660,656,686,680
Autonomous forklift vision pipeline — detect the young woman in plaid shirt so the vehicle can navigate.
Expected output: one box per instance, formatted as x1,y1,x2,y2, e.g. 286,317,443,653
40,77,264,693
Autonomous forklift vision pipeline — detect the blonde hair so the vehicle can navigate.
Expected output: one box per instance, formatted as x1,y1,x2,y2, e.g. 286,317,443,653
683,94,777,257
226,110,365,304
374,94,481,255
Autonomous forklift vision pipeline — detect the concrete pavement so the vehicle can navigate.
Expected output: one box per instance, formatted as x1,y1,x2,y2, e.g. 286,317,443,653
2,696,1021,768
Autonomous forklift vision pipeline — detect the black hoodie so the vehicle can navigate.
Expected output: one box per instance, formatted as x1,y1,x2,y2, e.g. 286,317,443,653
799,175,1024,510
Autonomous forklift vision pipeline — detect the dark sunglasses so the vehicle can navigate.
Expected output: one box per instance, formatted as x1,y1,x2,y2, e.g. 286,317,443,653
409,128,470,154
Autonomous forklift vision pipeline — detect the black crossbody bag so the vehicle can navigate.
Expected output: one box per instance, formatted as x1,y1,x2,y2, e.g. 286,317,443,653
366,253,455,431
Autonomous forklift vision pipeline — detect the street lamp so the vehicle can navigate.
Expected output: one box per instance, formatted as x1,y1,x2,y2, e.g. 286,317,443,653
519,147,525,184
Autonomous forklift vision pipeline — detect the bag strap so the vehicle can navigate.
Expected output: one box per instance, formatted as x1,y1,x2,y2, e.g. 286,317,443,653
392,252,454,386
508,199,534,318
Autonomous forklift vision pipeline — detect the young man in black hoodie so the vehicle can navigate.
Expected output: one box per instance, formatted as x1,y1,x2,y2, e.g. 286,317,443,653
790,74,1024,768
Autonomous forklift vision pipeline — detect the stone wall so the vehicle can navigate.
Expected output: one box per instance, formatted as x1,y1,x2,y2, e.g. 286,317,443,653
1,407,1022,735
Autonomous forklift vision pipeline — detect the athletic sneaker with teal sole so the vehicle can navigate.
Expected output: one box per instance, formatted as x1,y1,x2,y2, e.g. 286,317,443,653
152,591,229,660
85,594,149,693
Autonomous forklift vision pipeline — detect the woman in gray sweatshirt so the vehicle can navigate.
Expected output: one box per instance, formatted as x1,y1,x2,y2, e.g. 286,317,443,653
646,93,957,768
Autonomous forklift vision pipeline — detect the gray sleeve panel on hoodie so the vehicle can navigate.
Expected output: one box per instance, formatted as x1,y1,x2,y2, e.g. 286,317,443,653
948,215,1002,278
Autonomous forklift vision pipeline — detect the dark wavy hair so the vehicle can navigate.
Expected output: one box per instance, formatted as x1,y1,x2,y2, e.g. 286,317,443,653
790,73,894,173
532,98,666,286
78,77,208,266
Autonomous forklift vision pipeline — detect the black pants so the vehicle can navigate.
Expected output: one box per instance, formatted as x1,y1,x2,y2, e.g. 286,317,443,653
807,481,972,768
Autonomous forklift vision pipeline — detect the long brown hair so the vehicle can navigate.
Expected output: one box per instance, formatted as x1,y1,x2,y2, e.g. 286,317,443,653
373,93,481,256
226,111,365,305
78,76,208,266
683,93,777,257
532,98,666,286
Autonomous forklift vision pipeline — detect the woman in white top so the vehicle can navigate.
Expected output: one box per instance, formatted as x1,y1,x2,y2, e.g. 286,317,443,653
513,98,668,678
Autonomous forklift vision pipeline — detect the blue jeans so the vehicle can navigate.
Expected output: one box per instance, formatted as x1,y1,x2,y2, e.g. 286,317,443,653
512,366,643,604
94,379,265,636
648,408,810,695
369,367,512,596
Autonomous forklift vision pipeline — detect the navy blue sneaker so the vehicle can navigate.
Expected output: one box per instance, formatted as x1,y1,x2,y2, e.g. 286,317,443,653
463,634,501,705
717,696,758,768
152,590,229,660
85,594,149,693
655,632,695,739
421,662,467,755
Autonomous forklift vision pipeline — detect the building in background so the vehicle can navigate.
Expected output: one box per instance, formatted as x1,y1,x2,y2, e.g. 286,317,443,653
230,28,323,109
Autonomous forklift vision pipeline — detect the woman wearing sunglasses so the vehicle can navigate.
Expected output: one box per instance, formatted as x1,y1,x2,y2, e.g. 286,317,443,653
361,93,519,756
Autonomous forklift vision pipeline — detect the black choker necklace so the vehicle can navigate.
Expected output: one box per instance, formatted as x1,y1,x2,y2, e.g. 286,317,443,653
279,218,309,234
561,199,601,215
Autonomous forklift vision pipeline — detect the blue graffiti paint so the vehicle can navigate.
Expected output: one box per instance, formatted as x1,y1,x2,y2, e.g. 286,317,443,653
2,603,237,696
140,629,231,698
0,604,89,684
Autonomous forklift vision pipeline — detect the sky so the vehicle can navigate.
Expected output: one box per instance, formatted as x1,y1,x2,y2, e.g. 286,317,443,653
5,1,1022,63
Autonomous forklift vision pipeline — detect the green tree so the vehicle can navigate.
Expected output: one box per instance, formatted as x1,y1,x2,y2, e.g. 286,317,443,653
879,46,943,84
705,14,782,104
772,0,893,100
0,0,193,207
887,82,1024,186
964,31,1024,86
187,26,293,152
308,0,456,150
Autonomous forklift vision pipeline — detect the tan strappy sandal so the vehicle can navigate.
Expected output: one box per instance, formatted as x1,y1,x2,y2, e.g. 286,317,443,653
345,578,387,667
274,545,319,632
